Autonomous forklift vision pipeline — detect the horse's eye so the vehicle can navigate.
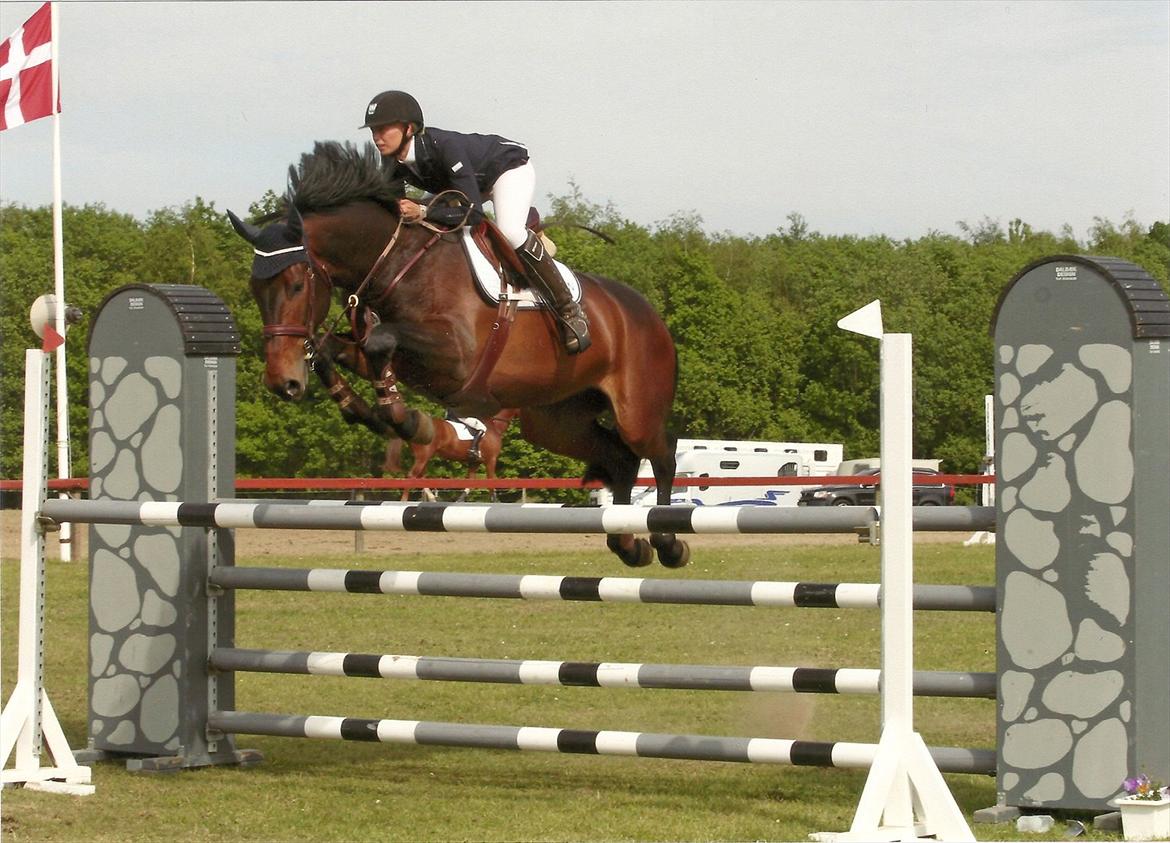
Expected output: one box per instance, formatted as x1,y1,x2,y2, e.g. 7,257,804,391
290,282,305,294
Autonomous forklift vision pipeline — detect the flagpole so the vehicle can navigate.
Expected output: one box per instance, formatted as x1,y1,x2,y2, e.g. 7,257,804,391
49,0,71,562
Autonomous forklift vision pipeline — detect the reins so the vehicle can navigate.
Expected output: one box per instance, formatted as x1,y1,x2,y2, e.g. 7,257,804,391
317,190,474,344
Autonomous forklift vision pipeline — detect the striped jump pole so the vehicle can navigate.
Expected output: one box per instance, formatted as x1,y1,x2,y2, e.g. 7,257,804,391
207,711,996,776
207,565,996,612
40,497,997,534
210,647,996,698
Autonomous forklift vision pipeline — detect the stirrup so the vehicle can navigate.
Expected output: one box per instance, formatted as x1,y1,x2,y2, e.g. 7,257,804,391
559,306,592,355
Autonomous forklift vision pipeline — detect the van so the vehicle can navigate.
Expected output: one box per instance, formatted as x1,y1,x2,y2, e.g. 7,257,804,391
677,439,843,476
593,440,845,507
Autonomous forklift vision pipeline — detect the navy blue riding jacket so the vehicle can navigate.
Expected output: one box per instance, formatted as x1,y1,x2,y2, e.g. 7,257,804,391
383,127,529,227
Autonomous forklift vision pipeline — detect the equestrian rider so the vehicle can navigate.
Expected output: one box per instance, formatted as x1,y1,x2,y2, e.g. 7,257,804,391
361,90,591,355
444,411,487,463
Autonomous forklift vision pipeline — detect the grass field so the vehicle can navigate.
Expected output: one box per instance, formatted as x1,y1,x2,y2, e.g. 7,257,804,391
2,535,1101,841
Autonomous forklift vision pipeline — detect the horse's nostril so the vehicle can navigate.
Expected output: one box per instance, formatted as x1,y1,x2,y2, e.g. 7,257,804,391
281,381,304,401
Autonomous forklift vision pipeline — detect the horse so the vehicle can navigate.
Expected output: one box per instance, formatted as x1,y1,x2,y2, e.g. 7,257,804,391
232,140,688,568
383,410,518,502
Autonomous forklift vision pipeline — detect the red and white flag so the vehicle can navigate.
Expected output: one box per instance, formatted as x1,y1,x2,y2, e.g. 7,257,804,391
0,2,58,131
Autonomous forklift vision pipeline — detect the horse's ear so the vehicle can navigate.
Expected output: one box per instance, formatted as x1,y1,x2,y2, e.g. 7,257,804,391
286,200,304,240
226,209,262,245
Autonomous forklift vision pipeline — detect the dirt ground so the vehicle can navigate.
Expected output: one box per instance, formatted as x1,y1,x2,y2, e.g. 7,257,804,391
1,506,976,563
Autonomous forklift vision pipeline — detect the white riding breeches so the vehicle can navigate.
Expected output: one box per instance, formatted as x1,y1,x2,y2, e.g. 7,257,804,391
488,161,536,248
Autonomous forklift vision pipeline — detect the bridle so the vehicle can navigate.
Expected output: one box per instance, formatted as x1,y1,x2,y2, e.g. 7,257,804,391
259,260,332,342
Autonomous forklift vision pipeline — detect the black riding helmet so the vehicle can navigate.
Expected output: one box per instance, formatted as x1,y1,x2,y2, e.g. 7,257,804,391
360,90,424,131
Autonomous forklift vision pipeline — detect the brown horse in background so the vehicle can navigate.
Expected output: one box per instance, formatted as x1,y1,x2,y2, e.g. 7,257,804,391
383,410,518,502
233,140,688,568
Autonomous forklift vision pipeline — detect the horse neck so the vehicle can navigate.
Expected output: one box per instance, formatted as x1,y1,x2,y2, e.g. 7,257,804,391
309,202,417,294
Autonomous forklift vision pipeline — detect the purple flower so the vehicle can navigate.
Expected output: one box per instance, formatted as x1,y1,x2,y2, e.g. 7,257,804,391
1124,775,1147,795
1121,774,1169,801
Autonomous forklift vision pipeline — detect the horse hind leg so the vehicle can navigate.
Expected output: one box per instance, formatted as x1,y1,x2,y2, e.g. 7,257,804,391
609,396,690,568
523,404,652,568
647,447,690,569
586,432,654,569
483,446,500,503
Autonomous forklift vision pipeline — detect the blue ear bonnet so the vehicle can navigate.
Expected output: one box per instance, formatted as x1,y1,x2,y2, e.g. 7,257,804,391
250,223,307,280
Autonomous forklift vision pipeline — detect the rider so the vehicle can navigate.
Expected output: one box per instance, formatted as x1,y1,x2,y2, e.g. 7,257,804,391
360,90,591,355
444,411,487,463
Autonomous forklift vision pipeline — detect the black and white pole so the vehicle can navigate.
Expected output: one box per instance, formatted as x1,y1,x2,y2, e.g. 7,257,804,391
825,301,973,842
0,348,93,795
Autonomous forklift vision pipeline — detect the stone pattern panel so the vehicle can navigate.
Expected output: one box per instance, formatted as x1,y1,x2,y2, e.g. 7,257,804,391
997,340,1133,805
88,353,185,754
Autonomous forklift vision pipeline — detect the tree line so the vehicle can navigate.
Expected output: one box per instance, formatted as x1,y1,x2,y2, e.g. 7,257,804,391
2,193,1167,498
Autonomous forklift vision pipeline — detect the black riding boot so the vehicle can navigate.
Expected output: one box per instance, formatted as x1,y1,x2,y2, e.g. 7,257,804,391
468,429,484,465
517,230,591,355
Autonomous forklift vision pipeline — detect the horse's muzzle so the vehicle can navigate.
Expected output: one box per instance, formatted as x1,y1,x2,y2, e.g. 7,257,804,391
269,377,306,402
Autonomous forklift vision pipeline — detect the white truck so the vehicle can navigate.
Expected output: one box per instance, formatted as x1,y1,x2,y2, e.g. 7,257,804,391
593,439,845,507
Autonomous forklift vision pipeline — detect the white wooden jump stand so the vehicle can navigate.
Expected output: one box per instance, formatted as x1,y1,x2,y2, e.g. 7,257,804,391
817,300,974,842
0,344,94,796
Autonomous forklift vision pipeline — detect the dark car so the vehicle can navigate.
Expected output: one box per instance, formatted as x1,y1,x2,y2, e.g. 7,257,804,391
797,467,955,506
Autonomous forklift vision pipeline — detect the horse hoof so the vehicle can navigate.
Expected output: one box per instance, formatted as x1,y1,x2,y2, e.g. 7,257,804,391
648,533,690,569
609,535,653,567
628,539,654,567
653,538,691,568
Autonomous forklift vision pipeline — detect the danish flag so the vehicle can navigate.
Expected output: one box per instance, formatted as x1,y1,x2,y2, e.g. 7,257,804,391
0,3,58,131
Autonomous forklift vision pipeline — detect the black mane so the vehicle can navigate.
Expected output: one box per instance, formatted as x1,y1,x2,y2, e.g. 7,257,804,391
287,141,404,214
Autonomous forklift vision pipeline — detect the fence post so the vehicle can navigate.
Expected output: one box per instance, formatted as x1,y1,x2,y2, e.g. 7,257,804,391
827,301,974,841
0,349,94,794
991,255,1170,811
79,284,256,771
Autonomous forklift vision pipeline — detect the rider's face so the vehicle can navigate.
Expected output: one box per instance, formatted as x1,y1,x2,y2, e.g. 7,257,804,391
371,123,410,159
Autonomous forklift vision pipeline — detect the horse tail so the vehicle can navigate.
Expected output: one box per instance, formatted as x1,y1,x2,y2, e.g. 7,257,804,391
384,437,405,475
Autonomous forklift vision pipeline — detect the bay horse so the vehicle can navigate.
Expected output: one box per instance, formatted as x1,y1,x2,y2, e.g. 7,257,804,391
235,140,687,568
383,410,518,502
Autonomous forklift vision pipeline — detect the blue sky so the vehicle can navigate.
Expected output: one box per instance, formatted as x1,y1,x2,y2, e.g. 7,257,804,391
1,0,1167,240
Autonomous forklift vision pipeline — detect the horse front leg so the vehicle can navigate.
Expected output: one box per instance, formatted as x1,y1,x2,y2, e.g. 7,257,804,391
308,351,389,437
365,325,435,445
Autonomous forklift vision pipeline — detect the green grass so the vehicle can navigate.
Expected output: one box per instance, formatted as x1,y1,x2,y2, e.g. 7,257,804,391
2,539,1107,841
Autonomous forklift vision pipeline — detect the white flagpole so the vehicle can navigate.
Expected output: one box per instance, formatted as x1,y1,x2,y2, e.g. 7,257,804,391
49,0,72,561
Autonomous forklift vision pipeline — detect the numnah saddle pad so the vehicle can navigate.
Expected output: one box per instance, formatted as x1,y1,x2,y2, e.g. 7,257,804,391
460,228,582,309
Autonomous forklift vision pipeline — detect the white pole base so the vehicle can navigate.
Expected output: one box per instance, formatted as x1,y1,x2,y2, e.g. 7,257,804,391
0,680,93,795
817,729,974,842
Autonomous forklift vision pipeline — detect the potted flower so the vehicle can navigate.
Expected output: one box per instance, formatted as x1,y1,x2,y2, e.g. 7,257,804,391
1114,774,1170,841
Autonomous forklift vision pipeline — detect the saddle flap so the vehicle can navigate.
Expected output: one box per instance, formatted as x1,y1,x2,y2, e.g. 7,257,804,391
475,220,526,276
462,228,582,310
